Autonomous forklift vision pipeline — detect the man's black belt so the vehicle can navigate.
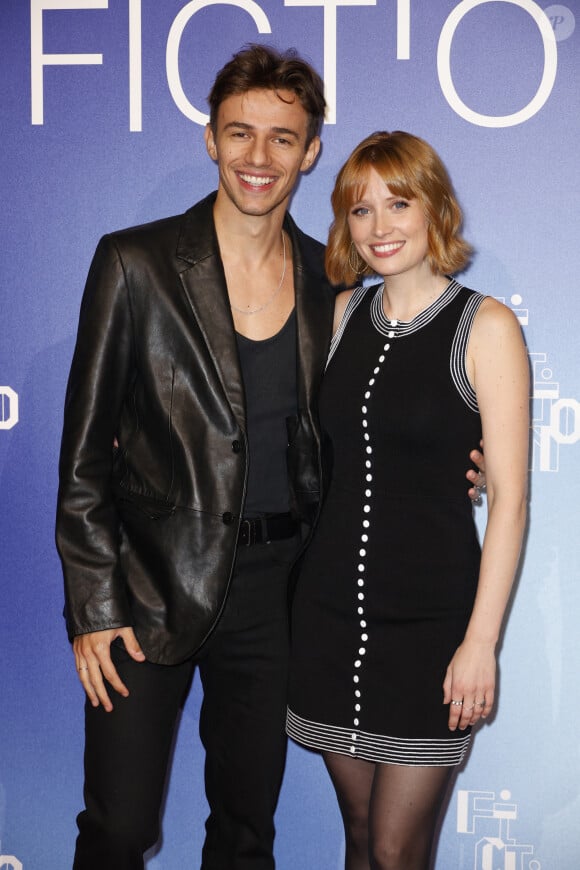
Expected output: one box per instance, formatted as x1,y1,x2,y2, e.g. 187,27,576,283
238,512,298,547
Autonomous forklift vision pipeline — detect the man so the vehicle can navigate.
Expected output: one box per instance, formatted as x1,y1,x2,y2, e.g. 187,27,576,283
57,44,485,869
57,45,331,869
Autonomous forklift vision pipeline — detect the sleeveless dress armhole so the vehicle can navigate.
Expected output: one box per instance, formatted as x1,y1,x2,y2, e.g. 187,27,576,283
450,291,487,413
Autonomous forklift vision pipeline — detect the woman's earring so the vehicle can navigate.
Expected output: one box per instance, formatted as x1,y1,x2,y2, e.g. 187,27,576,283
348,243,363,275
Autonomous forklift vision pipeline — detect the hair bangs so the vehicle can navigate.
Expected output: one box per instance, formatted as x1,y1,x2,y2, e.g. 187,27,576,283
339,148,419,212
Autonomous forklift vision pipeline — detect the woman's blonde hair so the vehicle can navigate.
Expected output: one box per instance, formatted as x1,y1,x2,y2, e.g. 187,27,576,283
325,131,472,286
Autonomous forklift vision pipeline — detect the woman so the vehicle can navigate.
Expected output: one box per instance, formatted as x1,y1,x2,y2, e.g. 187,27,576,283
287,131,529,869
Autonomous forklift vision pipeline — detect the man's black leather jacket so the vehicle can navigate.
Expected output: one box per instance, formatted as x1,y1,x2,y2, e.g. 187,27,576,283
56,193,334,664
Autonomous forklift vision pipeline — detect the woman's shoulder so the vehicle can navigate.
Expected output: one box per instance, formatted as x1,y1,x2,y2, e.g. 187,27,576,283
467,294,527,373
452,283,519,336
333,282,379,334
472,294,522,335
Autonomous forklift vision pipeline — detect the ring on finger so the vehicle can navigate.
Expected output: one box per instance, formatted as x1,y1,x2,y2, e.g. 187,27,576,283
451,699,463,706
78,666,89,672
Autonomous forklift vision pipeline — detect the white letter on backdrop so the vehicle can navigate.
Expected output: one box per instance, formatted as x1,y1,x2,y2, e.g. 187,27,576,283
397,0,410,59
129,0,142,131
285,0,376,124
30,0,108,125
166,0,271,125
437,0,557,127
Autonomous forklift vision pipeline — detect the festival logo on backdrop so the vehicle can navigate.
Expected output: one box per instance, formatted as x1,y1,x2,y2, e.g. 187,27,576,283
0,856,23,870
504,294,580,472
530,349,579,472
457,789,541,869
0,387,19,430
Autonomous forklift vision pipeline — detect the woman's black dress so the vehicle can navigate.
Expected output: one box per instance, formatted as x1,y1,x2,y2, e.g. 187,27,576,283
287,280,485,765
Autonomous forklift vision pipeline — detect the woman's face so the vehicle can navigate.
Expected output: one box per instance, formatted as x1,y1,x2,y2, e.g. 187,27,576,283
347,167,430,280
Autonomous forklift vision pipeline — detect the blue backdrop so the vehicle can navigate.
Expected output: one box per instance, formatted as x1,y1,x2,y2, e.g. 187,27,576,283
1,2,579,868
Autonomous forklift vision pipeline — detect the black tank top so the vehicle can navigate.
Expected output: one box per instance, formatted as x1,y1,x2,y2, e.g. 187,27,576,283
236,309,297,516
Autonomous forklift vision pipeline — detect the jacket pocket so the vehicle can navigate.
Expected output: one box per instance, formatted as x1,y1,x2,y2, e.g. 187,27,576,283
114,487,176,521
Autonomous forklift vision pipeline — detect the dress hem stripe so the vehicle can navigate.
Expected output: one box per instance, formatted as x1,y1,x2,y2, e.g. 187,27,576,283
286,708,471,767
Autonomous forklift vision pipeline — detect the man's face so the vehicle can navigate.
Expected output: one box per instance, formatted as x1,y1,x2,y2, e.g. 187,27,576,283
205,88,320,219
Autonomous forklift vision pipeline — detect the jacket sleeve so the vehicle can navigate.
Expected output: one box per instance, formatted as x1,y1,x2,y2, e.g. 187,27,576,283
56,234,135,639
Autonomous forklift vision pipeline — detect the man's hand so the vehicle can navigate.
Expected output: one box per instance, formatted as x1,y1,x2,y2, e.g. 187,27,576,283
73,626,145,712
467,442,486,502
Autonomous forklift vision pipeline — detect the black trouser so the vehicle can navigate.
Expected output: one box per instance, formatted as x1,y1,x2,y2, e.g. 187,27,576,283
73,535,299,870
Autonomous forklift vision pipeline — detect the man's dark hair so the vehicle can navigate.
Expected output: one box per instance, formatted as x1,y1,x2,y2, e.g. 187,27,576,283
208,44,326,146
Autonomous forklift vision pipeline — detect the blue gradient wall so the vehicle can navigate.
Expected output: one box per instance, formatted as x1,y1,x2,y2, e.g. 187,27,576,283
1,2,579,868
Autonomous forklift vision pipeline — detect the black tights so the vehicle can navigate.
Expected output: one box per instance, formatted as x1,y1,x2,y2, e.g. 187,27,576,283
323,751,453,870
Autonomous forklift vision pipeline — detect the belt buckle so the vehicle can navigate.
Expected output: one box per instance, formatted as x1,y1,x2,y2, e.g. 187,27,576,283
240,518,256,547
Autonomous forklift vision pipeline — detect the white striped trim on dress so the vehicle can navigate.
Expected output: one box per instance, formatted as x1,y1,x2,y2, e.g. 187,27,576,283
287,708,471,767
450,291,486,412
327,279,466,370
370,278,463,338
326,284,372,368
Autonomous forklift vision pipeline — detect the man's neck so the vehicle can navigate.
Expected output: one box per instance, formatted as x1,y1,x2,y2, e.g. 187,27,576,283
212,190,296,341
212,190,288,266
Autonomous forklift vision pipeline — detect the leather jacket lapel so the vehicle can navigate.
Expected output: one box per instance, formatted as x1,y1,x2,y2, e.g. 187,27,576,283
176,194,246,427
175,197,333,431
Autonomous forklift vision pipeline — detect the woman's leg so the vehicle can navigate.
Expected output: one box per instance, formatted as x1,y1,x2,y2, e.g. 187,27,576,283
323,752,454,870
368,763,453,870
323,751,375,870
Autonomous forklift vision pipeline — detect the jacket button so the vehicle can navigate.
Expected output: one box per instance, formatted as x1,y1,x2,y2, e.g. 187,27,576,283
222,511,234,525
232,440,241,453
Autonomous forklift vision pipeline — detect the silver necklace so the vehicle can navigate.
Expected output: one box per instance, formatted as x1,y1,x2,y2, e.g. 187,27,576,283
230,232,287,316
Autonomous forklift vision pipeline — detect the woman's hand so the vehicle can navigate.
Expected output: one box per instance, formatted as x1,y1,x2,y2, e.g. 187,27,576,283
443,638,496,731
